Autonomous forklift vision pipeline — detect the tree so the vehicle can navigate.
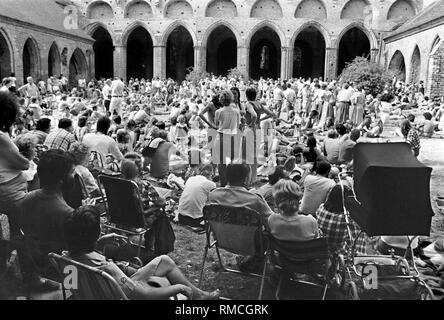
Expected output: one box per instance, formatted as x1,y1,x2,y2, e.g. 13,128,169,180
185,67,210,85
227,67,248,81
339,57,394,97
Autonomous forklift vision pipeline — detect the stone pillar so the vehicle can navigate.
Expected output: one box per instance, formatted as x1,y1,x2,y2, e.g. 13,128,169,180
194,45,205,73
153,45,166,79
114,45,127,81
325,47,338,80
237,45,249,79
280,46,292,80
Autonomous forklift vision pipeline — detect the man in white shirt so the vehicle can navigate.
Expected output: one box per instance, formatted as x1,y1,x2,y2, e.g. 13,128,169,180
177,165,216,226
102,79,112,114
19,77,40,101
300,161,336,216
83,116,123,166
273,83,284,118
109,78,125,117
284,83,297,112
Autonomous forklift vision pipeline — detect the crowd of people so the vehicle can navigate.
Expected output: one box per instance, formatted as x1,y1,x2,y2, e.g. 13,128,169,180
1,72,443,299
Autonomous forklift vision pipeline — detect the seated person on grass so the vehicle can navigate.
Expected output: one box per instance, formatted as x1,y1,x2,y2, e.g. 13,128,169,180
177,164,216,228
64,205,220,300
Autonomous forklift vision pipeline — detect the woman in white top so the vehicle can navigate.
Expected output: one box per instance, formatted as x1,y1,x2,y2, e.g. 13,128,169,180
0,93,30,234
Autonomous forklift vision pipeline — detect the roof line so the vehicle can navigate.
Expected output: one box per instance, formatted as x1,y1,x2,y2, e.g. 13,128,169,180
384,15,444,43
0,14,94,43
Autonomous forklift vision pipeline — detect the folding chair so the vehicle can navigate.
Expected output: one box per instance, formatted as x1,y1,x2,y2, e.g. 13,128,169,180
97,175,149,258
269,236,331,300
48,253,128,300
198,205,268,300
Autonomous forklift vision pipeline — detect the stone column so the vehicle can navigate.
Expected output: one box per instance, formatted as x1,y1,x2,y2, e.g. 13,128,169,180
325,47,338,80
237,45,249,79
280,46,292,80
153,45,166,79
114,45,127,81
194,45,205,73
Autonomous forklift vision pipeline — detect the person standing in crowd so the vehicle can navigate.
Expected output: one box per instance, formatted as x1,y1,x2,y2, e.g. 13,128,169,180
110,77,125,117
0,93,30,235
102,79,112,114
18,76,40,103
336,83,353,124
213,90,241,187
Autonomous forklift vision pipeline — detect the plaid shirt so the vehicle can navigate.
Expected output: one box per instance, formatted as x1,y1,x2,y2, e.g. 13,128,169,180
316,204,367,255
44,129,76,152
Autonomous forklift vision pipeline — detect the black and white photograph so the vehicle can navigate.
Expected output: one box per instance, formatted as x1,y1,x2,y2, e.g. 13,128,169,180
0,0,443,306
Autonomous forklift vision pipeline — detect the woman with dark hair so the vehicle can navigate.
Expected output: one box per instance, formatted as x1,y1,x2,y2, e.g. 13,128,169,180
64,205,220,300
0,92,30,234
303,136,325,165
316,184,367,255
400,119,421,157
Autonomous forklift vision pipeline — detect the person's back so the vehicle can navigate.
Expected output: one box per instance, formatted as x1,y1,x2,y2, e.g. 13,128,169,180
21,189,73,251
150,141,174,179
268,213,318,242
178,174,216,220
207,164,273,219
323,137,340,164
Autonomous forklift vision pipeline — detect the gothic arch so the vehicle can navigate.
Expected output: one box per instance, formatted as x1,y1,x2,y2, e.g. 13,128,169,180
388,50,406,81
69,48,88,87
48,42,61,77
202,20,242,47
410,45,421,83
291,21,331,48
122,21,156,46
337,22,377,49
0,28,14,79
295,0,327,20
86,22,115,45
161,20,197,47
246,20,287,48
22,36,41,82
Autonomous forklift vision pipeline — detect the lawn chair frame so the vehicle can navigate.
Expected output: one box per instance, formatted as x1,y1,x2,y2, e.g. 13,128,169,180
198,205,268,300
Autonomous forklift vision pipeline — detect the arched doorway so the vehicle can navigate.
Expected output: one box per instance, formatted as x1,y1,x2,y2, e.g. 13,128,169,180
92,27,113,79
48,42,61,78
166,26,194,82
249,26,281,80
388,50,406,82
23,38,39,82
338,27,370,76
410,45,421,84
0,31,12,80
206,26,237,76
293,26,326,79
127,26,153,80
69,48,88,87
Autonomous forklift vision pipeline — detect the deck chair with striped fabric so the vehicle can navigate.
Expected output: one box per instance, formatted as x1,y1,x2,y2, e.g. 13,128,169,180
48,252,128,300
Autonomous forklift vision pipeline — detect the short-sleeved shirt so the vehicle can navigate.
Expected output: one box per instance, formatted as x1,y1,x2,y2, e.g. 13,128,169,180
338,138,356,164
178,176,216,219
83,132,124,164
300,175,336,215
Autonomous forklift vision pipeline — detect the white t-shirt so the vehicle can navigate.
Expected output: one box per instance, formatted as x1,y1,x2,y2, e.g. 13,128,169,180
300,175,336,215
178,176,216,219
83,132,123,164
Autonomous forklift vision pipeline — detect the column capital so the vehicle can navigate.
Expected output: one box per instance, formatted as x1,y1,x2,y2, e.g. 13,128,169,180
153,45,166,48
326,47,338,51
